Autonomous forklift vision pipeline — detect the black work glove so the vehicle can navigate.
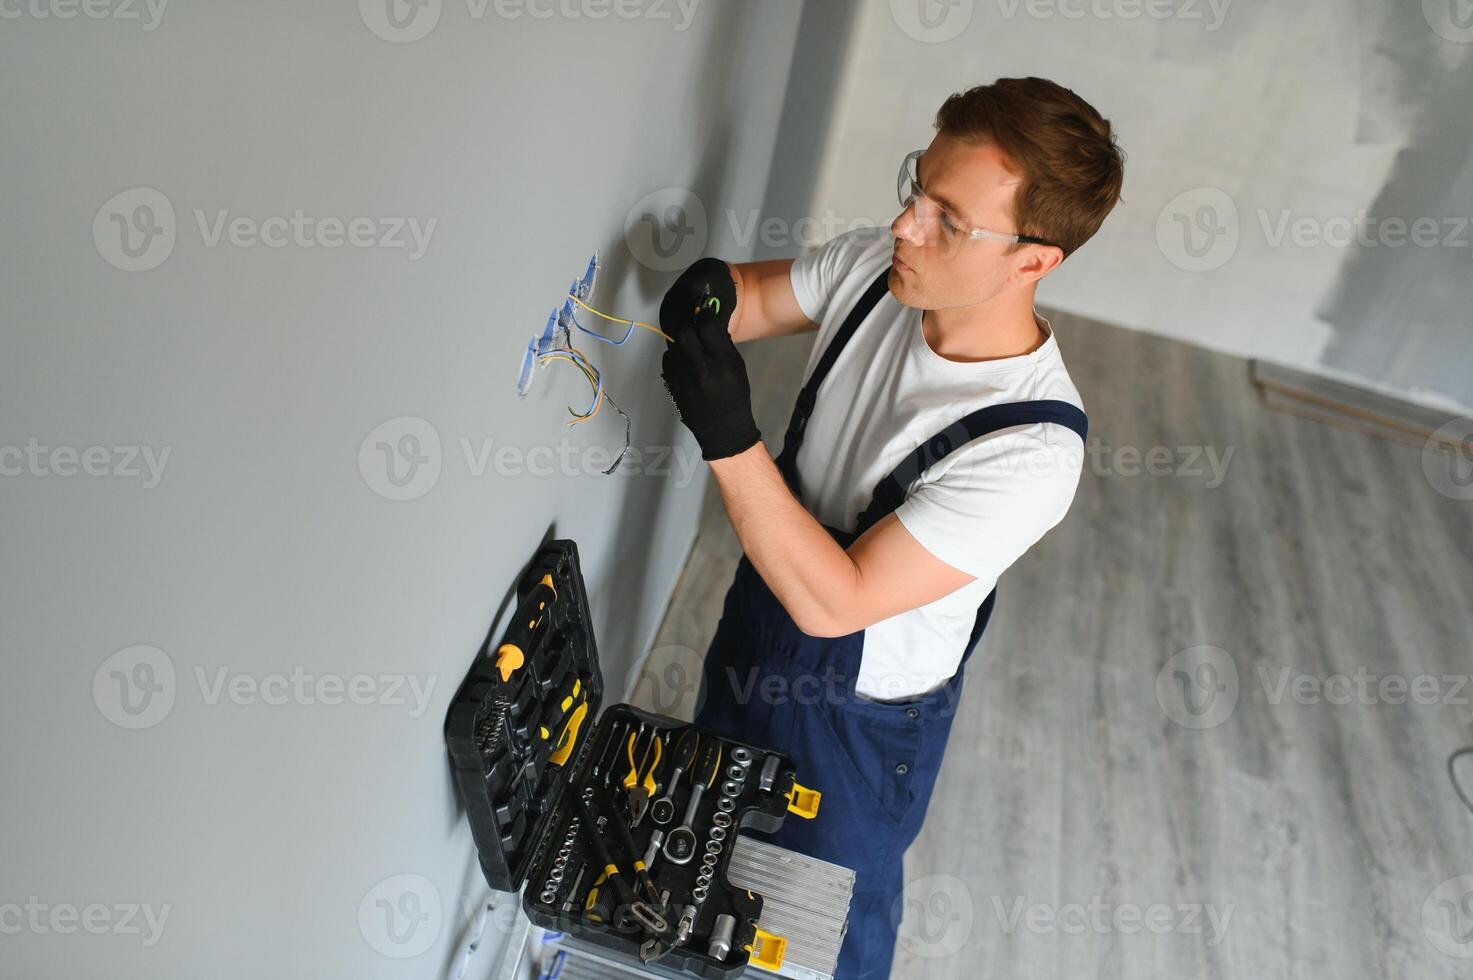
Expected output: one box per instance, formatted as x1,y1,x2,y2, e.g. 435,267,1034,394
661,303,761,461
658,257,737,340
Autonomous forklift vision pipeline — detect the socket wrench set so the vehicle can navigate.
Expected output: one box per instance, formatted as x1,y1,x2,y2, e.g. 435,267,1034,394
446,540,822,979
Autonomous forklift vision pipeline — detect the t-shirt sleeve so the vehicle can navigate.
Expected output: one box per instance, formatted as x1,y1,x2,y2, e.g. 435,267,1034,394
892,428,1085,583
789,226,886,325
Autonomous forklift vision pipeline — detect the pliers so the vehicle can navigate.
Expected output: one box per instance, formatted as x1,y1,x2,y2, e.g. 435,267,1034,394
623,725,662,827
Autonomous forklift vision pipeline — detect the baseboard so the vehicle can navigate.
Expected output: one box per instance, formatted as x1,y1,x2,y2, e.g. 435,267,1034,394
1251,360,1471,458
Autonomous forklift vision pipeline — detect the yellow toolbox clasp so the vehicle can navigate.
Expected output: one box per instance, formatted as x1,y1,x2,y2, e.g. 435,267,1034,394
784,781,821,819
746,927,787,970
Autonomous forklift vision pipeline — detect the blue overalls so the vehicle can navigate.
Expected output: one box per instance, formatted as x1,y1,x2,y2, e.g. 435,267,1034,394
693,270,1088,979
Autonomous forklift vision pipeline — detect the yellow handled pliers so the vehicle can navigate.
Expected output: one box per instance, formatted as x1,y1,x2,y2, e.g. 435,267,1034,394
623,726,662,828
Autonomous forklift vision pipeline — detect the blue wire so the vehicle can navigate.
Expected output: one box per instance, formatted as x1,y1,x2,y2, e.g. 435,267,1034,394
538,349,602,419
566,300,636,347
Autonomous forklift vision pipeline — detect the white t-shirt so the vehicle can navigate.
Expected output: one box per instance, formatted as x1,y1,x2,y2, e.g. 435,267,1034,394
787,226,1086,700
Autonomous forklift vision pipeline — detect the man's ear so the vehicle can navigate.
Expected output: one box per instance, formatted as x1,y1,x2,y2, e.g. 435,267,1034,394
1014,244,1064,285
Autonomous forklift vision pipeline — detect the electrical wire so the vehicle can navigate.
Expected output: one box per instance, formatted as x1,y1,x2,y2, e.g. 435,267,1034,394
1450,747,1473,816
449,896,495,980
536,349,602,423
567,294,673,344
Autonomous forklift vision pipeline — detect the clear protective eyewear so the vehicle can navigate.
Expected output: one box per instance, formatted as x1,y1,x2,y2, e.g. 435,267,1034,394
896,148,1054,247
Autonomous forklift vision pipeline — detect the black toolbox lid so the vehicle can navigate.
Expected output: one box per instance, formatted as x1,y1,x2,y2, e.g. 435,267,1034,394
445,539,604,893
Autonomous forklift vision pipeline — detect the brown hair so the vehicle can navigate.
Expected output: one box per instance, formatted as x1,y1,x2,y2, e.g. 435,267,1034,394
934,77,1125,258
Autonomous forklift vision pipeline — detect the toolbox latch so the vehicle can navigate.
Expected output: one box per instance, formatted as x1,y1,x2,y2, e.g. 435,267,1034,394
746,927,787,970
784,781,821,819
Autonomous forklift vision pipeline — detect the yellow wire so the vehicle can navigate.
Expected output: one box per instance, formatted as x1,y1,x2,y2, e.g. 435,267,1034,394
568,295,673,343
537,351,603,424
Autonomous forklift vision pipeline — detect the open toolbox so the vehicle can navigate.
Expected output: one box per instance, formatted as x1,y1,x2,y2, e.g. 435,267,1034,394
445,540,822,978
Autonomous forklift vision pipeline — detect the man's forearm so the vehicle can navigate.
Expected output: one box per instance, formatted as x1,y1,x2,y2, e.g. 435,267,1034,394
707,442,860,637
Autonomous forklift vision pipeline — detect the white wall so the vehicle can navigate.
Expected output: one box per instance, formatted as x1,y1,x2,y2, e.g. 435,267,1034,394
0,2,808,977
809,0,1473,412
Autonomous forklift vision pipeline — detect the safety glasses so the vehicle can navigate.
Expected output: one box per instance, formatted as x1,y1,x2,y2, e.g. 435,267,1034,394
896,148,1055,247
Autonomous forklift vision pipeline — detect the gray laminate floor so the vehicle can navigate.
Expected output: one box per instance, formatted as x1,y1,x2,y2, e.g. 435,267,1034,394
630,312,1473,980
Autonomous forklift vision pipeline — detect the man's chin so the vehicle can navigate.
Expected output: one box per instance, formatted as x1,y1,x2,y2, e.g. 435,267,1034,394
888,267,922,307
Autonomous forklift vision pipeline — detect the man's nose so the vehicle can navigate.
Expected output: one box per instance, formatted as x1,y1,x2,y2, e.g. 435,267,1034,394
891,202,924,245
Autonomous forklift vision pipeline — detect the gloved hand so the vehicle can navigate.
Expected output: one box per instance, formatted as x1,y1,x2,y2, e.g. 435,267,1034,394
661,302,761,461
659,257,737,340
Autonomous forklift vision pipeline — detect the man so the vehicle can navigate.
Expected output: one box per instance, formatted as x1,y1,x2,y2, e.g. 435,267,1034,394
658,77,1125,978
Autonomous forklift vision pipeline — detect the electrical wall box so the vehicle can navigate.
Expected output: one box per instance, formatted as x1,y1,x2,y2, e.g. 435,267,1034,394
445,540,822,979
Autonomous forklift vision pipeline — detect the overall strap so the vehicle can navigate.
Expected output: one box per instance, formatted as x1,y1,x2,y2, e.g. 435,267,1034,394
850,398,1089,675
853,399,1089,535
775,269,893,497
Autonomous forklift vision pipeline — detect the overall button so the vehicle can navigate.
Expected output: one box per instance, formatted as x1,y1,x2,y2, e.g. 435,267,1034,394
895,763,909,775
